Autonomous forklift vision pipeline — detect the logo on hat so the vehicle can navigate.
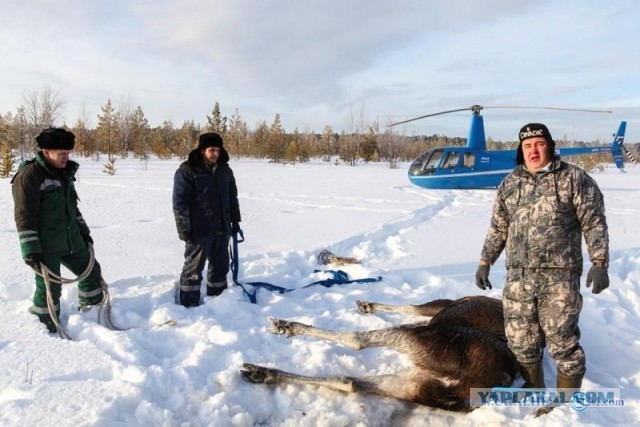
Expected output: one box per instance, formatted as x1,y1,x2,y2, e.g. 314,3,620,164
518,123,553,143
519,128,545,140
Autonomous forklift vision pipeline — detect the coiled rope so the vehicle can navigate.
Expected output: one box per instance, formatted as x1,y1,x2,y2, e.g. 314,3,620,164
34,244,123,339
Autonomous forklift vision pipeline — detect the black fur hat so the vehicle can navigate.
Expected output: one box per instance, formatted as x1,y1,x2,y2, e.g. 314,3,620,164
198,133,223,150
515,123,556,165
36,128,75,150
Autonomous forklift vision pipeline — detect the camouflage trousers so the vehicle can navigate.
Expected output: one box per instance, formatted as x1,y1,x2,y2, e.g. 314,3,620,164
503,268,585,377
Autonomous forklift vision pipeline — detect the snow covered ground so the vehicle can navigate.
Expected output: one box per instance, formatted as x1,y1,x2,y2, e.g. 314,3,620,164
0,156,638,426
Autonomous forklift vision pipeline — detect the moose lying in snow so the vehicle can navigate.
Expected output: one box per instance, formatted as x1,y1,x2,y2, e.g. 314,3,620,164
241,295,519,411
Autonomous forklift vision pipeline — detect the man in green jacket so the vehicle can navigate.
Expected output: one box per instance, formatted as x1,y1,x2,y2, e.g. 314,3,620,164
12,128,104,332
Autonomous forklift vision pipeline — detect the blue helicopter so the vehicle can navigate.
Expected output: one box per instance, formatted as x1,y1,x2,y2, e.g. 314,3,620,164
392,105,632,190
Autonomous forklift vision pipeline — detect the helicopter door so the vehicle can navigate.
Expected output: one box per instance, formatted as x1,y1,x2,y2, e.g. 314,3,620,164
440,151,460,171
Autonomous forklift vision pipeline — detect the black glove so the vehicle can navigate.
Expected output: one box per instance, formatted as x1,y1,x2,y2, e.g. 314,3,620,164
83,234,94,246
231,222,241,233
586,265,609,294
25,253,45,271
178,232,192,243
475,264,492,290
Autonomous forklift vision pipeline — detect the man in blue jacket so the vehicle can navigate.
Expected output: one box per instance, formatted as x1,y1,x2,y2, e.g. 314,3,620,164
173,133,241,307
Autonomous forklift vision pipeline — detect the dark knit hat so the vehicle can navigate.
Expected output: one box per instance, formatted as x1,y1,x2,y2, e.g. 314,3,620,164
518,123,553,143
36,128,75,150
516,123,556,165
198,132,223,150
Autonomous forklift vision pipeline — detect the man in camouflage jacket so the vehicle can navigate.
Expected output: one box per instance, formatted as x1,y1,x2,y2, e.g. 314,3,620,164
475,123,609,397
12,128,104,332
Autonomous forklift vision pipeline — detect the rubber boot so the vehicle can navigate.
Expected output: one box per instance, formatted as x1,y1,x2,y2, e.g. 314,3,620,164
207,280,228,297
557,371,583,402
520,361,545,388
536,370,583,417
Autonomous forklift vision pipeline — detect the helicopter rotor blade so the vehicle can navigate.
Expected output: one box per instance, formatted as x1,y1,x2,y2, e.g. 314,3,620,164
483,106,613,113
388,107,474,127
387,105,612,128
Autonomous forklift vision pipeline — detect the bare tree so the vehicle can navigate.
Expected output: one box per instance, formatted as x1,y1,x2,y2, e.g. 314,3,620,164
117,96,135,157
339,104,366,166
379,120,405,169
319,125,335,162
10,107,31,161
22,85,65,136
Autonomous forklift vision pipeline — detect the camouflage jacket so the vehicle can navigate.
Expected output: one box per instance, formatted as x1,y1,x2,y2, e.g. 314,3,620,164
480,160,608,274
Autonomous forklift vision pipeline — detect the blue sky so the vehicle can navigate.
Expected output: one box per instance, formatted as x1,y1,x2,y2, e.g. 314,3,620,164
1,0,639,142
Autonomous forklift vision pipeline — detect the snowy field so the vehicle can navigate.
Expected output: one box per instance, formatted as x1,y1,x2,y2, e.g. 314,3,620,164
0,156,638,426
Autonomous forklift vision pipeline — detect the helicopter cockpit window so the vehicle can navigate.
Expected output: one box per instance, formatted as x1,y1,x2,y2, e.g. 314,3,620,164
463,152,475,168
441,152,460,169
423,150,444,170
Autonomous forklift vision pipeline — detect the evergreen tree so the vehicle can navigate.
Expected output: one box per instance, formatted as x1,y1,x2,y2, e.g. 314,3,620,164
267,113,287,164
72,118,93,157
252,120,270,158
285,128,302,164
0,141,15,178
102,157,117,175
361,122,379,162
96,99,119,164
206,101,227,136
130,106,151,161
149,121,174,159
174,120,199,158
226,108,249,156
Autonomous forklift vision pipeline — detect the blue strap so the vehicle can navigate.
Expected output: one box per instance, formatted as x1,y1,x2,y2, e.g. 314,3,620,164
302,269,382,289
230,229,381,304
230,229,290,303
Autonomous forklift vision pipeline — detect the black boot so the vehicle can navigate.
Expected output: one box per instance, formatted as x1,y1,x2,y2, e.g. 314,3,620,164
207,281,228,297
520,361,545,388
30,307,59,333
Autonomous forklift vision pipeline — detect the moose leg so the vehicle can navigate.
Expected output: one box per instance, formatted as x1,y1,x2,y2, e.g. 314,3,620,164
241,364,467,410
356,299,453,317
269,317,426,353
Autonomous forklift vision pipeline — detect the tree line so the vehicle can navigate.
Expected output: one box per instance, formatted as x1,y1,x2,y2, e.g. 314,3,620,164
1,86,635,178
0,87,472,172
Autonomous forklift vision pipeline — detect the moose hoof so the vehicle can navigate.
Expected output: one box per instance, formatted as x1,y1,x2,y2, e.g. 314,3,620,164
356,300,375,314
241,363,277,384
268,317,296,337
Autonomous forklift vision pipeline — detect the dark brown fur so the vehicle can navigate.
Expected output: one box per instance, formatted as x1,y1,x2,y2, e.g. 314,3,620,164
241,295,518,411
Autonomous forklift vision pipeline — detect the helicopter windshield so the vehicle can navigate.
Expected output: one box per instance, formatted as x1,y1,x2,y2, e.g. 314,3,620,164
409,149,444,176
